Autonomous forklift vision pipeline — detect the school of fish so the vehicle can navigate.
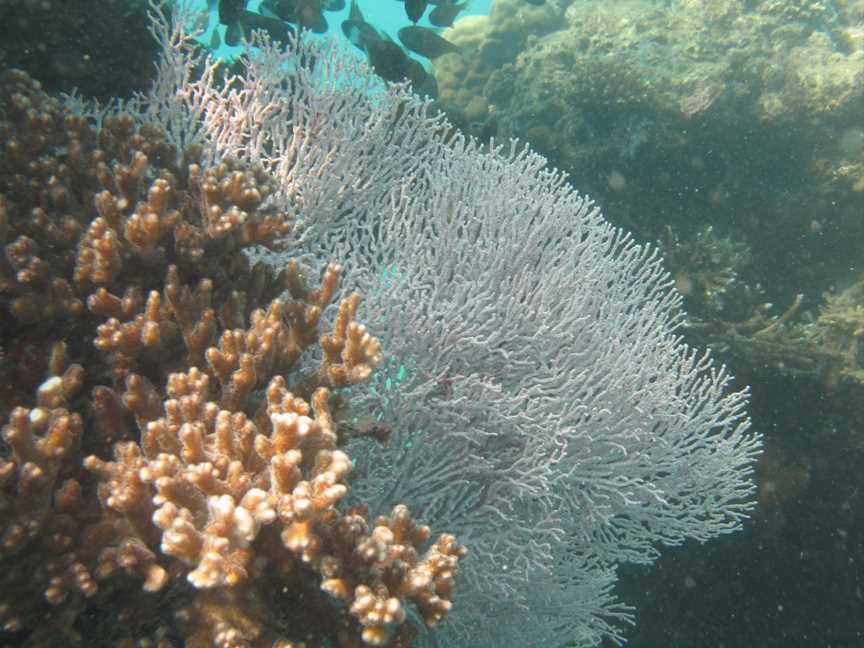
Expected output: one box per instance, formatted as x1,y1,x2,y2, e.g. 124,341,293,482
213,0,544,97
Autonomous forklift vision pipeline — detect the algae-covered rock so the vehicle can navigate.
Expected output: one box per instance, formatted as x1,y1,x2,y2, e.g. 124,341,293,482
433,0,863,320
433,0,566,125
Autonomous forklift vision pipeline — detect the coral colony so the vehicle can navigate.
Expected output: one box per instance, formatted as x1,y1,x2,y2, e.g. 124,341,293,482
0,67,463,646
0,2,761,646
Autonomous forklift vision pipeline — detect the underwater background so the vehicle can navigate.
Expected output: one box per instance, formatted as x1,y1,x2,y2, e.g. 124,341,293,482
0,0,862,646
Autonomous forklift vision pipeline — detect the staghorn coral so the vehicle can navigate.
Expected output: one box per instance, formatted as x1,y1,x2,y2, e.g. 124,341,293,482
0,68,463,646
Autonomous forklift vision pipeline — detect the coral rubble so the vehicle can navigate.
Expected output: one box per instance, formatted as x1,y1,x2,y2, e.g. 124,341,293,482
0,68,464,647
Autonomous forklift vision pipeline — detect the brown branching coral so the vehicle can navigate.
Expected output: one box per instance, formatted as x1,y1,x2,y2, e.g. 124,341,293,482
0,69,464,646
685,273,864,403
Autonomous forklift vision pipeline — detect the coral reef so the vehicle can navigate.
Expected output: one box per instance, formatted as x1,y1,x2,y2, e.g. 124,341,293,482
0,69,464,646
661,225,760,321
118,10,762,644
402,1,864,646
432,0,566,125
439,0,864,136
434,0,864,317
684,272,864,407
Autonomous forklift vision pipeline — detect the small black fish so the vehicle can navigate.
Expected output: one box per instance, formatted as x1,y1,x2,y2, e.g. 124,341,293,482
209,26,222,49
342,19,380,51
405,0,428,23
363,32,435,95
259,0,294,21
242,10,296,42
429,1,468,28
414,68,438,99
364,38,413,83
342,0,378,50
398,26,460,59
348,0,364,21
260,0,327,32
301,0,328,32
225,10,295,45
225,21,241,45
218,0,247,26
403,56,431,90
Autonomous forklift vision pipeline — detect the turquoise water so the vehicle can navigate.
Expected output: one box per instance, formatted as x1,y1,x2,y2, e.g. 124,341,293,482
201,0,493,62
